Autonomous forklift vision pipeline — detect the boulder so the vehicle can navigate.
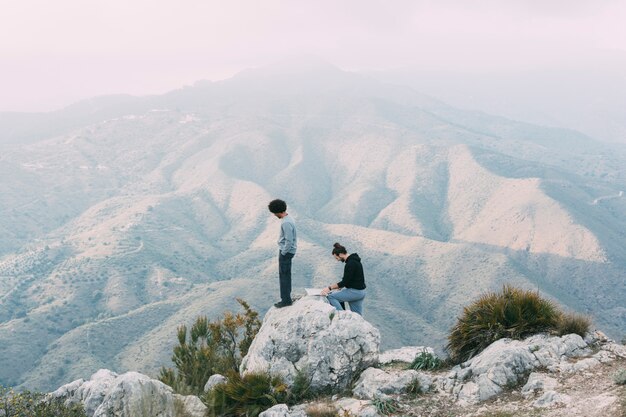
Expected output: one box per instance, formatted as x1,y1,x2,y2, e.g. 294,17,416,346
240,297,380,392
521,373,558,397
532,390,571,408
50,369,118,416
173,394,208,417
335,398,380,417
259,404,307,417
443,333,594,404
50,369,205,417
204,374,227,392
352,368,430,400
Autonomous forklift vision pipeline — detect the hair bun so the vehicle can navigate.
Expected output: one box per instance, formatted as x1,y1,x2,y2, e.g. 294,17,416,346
333,242,341,248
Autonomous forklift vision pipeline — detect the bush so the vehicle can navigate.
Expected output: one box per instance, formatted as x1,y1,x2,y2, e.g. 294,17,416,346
289,367,313,404
447,285,562,363
305,402,338,417
203,372,287,417
159,298,261,394
408,351,443,371
406,377,422,396
556,312,591,337
371,396,399,416
0,386,87,417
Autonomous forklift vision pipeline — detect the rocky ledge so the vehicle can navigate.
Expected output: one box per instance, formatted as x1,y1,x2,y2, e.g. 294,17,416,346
50,296,626,417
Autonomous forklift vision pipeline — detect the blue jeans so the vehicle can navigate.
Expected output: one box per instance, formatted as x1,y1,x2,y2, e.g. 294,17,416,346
278,252,294,304
327,288,366,315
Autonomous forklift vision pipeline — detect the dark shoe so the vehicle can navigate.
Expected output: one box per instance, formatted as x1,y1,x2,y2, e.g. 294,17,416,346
274,300,293,308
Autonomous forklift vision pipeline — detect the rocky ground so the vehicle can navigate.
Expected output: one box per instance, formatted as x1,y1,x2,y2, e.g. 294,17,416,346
376,357,626,417
50,297,626,417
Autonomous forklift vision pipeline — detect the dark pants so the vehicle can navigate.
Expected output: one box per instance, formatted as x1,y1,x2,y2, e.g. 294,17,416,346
278,252,294,303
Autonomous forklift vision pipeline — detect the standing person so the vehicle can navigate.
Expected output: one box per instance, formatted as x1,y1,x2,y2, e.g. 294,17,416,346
320,243,367,315
268,199,297,308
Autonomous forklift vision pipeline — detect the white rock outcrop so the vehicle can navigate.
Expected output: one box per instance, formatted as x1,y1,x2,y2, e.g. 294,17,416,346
50,369,206,417
240,297,380,392
440,333,593,404
259,404,307,417
521,372,558,397
352,368,431,400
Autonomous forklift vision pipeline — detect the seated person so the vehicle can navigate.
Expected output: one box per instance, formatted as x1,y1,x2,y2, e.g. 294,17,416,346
320,242,367,315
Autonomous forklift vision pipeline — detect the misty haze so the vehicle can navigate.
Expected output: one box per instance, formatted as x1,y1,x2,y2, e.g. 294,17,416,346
1,2,626,416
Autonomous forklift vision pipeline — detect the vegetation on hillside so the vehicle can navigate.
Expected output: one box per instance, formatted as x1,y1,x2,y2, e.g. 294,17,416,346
159,298,261,395
446,285,591,363
203,372,288,417
0,386,86,417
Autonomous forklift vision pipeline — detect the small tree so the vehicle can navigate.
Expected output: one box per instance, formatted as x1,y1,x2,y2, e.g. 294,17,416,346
159,298,261,394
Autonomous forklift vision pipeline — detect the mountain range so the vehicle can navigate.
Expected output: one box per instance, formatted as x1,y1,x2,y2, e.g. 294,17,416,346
0,61,624,391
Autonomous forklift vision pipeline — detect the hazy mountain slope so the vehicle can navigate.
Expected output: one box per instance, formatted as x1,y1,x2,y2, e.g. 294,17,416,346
366,57,626,144
0,64,624,391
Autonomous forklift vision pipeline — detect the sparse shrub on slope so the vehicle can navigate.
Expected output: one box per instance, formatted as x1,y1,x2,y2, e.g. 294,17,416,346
556,312,591,337
159,298,261,395
371,396,399,416
447,285,563,363
203,372,288,417
408,351,444,371
0,386,87,417
305,402,338,417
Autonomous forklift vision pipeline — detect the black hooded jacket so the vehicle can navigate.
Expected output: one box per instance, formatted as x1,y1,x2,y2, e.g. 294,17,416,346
337,253,366,290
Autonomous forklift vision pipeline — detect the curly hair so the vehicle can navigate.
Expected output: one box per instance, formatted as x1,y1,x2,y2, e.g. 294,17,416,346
268,199,287,214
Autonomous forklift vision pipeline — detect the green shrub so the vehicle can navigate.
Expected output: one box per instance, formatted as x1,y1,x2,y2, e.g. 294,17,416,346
0,386,87,417
613,368,626,385
408,351,443,371
159,298,261,395
305,402,338,417
447,285,562,363
405,377,422,396
371,396,399,416
556,312,591,337
288,367,313,404
203,372,287,417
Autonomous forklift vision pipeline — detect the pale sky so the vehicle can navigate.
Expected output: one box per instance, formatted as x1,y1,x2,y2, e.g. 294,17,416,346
1,0,625,112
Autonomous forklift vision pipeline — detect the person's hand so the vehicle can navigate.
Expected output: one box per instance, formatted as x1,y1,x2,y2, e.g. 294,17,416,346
321,287,330,296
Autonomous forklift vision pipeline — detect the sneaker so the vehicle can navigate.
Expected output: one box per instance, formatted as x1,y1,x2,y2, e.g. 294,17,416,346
273,300,293,308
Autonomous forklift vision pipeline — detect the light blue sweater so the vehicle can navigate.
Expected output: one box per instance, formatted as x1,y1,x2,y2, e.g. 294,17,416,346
278,215,297,255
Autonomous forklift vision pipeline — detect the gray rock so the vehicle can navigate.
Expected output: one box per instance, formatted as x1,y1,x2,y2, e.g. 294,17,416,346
259,404,307,417
241,297,380,392
448,333,593,404
51,369,119,416
352,368,424,400
460,338,538,403
50,369,205,417
93,372,174,417
173,394,207,417
336,398,380,417
529,333,590,369
601,342,626,358
521,373,558,397
259,404,290,417
378,346,435,364
532,390,571,408
204,374,227,392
